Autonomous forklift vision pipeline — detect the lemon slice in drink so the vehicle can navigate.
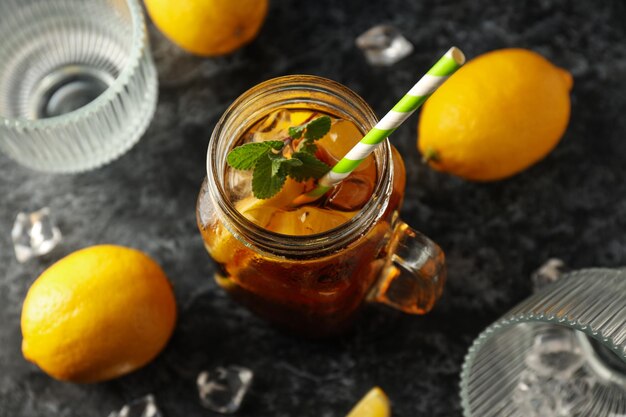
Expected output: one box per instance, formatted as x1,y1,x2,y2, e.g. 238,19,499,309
346,387,391,417
203,223,239,265
202,196,268,265
234,177,309,225
266,206,353,235
235,196,277,228
317,119,373,173
233,175,353,235
238,201,352,235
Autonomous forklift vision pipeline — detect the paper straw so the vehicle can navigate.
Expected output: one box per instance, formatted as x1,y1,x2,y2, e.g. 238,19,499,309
293,47,466,206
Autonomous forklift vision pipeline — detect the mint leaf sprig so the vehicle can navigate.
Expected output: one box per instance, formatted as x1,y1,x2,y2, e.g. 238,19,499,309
226,115,332,199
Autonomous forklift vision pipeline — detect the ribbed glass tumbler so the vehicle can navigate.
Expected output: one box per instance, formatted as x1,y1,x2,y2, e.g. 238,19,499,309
461,268,626,417
0,0,158,172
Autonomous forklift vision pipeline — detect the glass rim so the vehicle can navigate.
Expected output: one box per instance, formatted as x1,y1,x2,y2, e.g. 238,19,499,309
206,74,394,259
0,0,147,129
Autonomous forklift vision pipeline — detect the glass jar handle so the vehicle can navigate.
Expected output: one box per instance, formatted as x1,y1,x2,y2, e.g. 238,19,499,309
370,221,446,314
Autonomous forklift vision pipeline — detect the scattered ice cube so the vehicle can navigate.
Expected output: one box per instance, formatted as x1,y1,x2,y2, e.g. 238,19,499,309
11,207,62,263
107,394,162,417
531,258,566,291
197,366,253,414
355,25,414,66
526,327,585,379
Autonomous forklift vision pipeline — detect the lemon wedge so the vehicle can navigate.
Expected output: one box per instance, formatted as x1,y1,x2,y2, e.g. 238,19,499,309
346,387,391,417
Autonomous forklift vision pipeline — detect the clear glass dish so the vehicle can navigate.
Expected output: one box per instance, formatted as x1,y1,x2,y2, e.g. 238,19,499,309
461,268,626,417
0,0,158,172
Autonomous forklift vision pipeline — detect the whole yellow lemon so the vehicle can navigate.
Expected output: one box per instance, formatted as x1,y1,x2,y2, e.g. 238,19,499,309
144,0,269,56
21,245,177,383
418,48,573,181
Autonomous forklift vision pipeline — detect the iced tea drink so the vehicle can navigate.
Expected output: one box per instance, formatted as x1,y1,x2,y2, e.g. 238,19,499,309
197,76,445,337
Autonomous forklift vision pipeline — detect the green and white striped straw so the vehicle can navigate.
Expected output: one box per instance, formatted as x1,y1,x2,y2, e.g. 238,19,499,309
293,47,466,206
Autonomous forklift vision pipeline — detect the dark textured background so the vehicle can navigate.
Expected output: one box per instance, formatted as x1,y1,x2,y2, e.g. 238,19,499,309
2,1,626,416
